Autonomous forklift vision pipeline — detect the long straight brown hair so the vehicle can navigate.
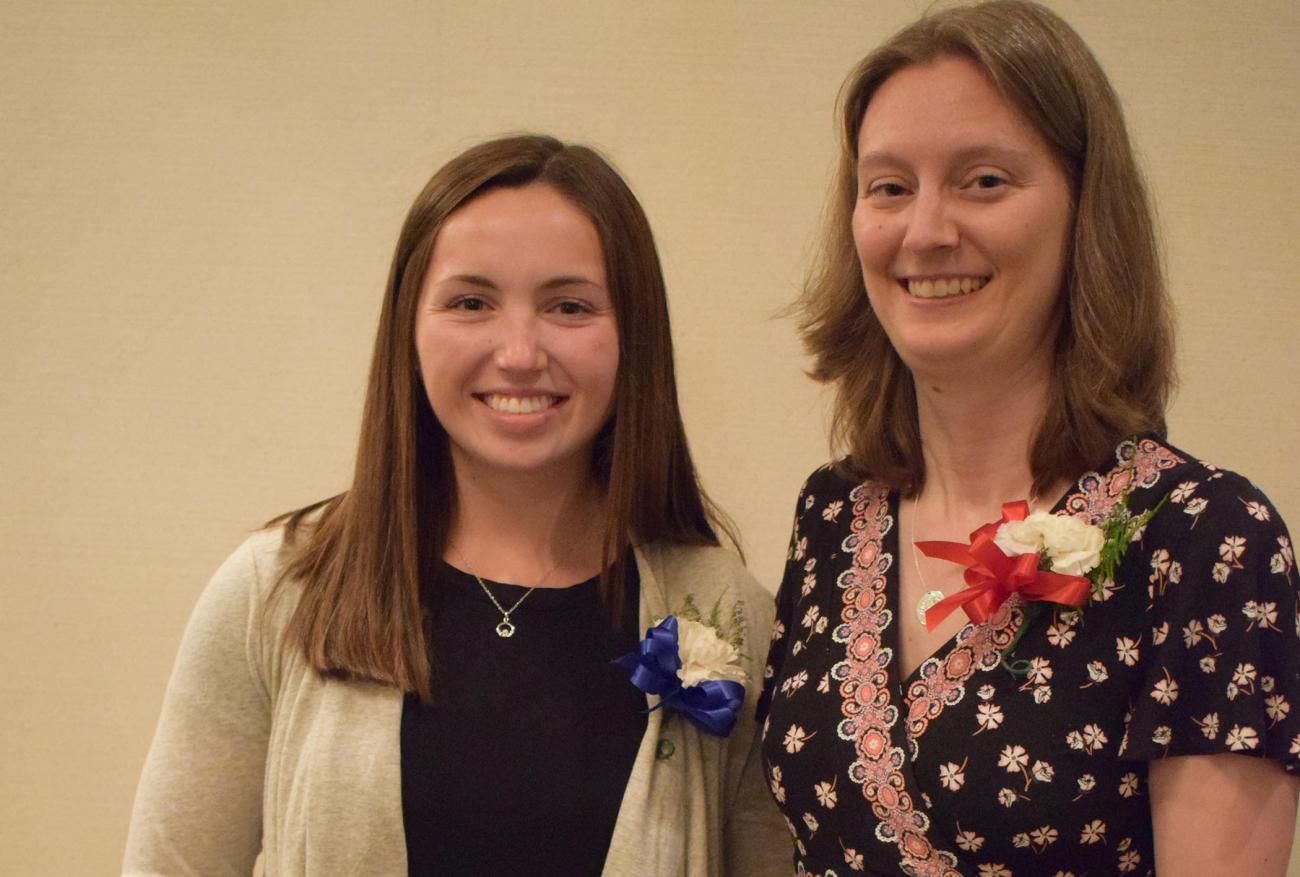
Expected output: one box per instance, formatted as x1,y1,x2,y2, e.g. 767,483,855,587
798,0,1175,497
272,135,730,702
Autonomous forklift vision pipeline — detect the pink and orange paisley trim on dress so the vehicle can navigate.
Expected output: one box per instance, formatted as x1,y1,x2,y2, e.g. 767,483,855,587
903,603,1020,746
832,484,963,876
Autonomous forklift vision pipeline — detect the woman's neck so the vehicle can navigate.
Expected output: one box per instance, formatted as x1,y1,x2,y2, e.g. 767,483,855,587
911,353,1057,524
446,455,608,587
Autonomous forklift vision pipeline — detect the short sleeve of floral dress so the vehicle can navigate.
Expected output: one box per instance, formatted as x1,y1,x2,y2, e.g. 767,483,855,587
758,437,1300,877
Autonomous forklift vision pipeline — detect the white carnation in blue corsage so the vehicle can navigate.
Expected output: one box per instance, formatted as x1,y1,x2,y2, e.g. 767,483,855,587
617,605,748,737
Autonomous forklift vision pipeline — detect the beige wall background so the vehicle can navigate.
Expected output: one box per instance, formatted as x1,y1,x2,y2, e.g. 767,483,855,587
2,1,1297,873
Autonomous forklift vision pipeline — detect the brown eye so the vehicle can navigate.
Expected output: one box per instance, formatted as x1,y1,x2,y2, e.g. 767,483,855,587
868,181,908,198
555,300,590,316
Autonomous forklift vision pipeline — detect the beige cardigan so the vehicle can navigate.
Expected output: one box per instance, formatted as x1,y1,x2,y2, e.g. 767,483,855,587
124,528,792,876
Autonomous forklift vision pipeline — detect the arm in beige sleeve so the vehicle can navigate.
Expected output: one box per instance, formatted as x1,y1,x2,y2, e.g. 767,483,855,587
122,537,275,877
724,568,795,877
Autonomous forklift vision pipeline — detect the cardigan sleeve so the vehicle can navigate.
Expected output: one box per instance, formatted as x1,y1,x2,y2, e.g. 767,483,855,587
122,534,278,877
723,559,798,876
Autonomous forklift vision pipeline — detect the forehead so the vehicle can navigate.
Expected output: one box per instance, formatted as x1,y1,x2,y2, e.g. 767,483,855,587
431,183,605,270
856,55,1051,161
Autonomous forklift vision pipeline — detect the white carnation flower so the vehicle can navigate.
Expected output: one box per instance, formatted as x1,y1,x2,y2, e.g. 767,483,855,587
994,514,1048,557
995,511,1103,576
675,617,747,686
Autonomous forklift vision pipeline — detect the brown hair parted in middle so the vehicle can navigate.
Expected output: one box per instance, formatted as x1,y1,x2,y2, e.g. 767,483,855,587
272,134,730,702
797,0,1175,497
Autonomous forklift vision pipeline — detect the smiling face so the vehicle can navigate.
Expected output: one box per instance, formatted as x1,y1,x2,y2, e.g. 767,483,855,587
415,183,619,484
852,54,1074,380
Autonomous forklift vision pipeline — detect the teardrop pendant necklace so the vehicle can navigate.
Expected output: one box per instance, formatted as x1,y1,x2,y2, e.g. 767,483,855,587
909,487,1036,626
912,562,947,624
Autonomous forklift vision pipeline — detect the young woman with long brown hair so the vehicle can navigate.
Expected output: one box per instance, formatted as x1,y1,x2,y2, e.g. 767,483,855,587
124,135,787,876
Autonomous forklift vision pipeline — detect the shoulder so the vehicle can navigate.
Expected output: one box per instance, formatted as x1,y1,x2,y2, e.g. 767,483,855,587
1061,436,1289,551
639,541,774,662
785,461,891,557
206,525,297,603
231,525,294,581
644,541,766,605
1160,444,1280,512
187,525,301,649
792,460,871,508
1129,439,1290,551
1108,439,1296,664
791,460,889,519
155,526,303,713
1075,436,1277,516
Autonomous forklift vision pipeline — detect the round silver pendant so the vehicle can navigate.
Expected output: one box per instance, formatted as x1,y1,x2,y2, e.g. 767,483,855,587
495,620,516,638
916,589,945,625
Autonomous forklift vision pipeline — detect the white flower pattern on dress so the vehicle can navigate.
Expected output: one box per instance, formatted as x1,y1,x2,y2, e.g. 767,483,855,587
939,759,967,792
814,777,838,809
759,439,1299,876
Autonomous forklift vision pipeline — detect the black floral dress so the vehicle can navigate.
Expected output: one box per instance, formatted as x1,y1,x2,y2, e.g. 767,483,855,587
758,437,1299,877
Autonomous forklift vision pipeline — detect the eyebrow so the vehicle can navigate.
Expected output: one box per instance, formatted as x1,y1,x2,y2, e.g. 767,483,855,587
440,274,497,289
437,273,603,290
540,275,602,291
857,144,1035,173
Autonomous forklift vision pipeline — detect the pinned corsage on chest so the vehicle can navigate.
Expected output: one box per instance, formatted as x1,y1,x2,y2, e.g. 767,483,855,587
617,599,748,737
916,495,1164,673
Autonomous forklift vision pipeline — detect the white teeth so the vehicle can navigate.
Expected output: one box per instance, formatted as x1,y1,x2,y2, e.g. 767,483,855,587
907,276,988,298
483,394,555,414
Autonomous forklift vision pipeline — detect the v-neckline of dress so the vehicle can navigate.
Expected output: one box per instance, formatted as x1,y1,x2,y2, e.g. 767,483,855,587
890,487,1074,700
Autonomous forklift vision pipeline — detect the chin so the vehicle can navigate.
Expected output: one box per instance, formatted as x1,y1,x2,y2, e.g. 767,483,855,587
896,341,986,376
462,445,594,480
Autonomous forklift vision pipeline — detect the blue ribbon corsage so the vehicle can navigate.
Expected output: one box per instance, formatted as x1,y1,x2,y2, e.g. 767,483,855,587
616,615,746,737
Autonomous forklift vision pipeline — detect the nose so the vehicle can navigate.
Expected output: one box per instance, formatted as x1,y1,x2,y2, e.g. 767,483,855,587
901,187,959,254
492,313,547,374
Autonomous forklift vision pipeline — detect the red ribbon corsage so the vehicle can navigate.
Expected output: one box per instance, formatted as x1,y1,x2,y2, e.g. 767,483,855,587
916,501,1091,632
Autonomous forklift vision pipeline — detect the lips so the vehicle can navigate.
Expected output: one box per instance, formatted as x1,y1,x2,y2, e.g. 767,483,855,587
477,393,562,414
904,276,990,299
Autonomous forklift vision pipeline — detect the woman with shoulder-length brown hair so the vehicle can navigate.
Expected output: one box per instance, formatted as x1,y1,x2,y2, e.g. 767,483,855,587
123,134,788,877
759,2,1299,874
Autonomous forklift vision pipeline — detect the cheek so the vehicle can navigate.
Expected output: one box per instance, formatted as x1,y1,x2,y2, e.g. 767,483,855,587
853,219,892,314
1019,218,1071,298
592,335,620,392
851,206,895,278
1019,183,1074,287
414,326,472,399
412,326,436,386
581,330,620,413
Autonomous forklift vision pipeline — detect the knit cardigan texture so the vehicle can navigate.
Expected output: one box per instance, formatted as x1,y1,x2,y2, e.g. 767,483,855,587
123,527,791,876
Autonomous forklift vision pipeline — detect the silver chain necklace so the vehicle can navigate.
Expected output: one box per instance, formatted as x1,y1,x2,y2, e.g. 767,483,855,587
908,509,947,625
453,547,553,638
909,486,1036,625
